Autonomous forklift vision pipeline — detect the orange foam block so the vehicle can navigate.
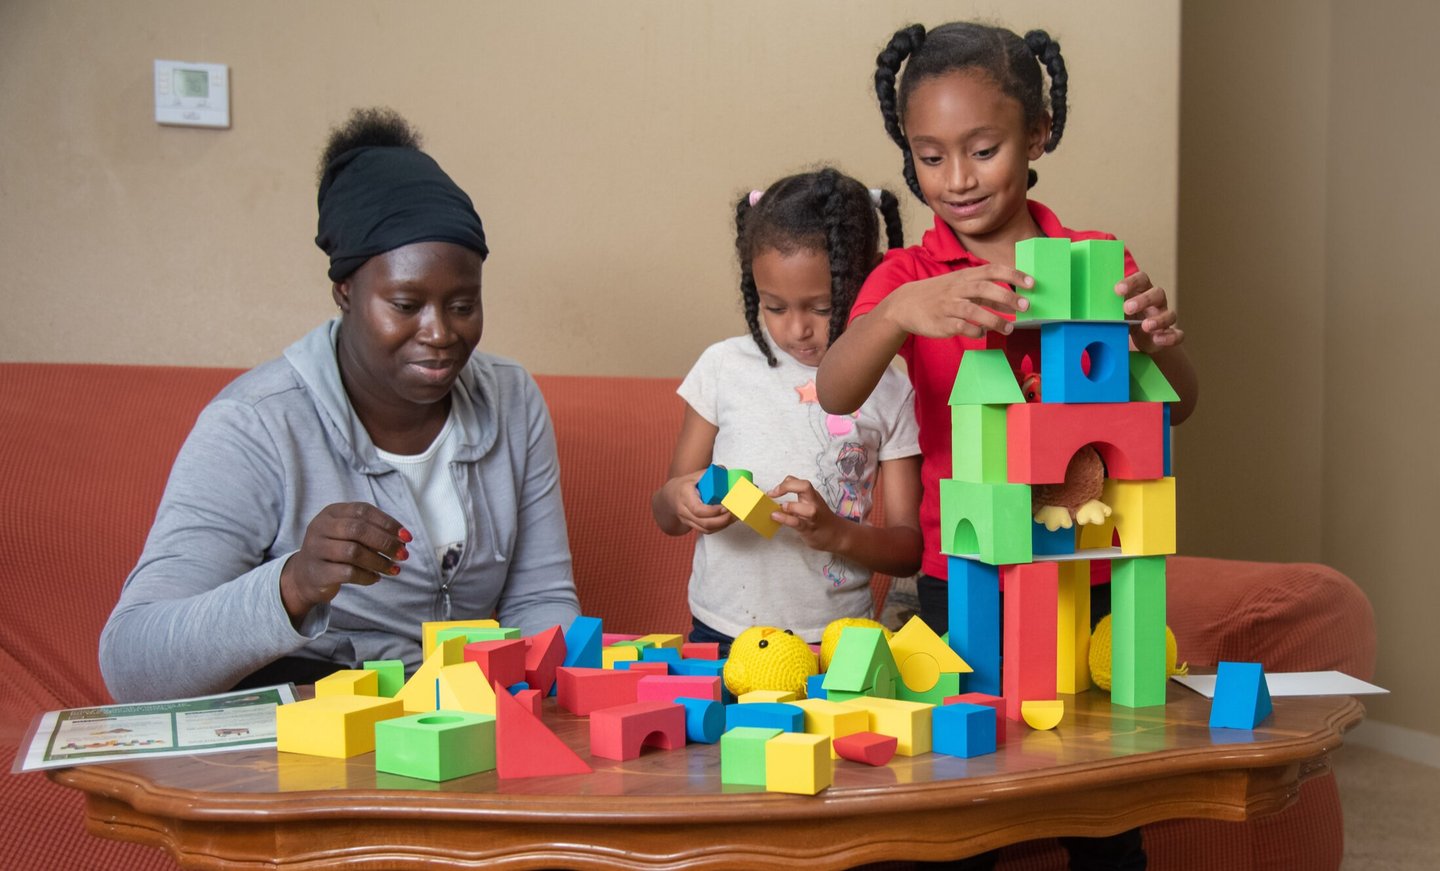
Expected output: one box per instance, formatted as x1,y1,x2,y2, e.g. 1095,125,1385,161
493,680,591,779
589,700,687,761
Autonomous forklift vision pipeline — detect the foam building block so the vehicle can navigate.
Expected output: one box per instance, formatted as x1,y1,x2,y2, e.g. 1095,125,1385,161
670,659,727,679
1209,662,1273,729
932,702,997,758
1015,236,1074,321
1002,562,1058,721
697,464,730,505
948,557,1001,696
362,659,406,698
636,674,722,704
523,625,567,696
888,615,972,698
950,349,1026,406
1056,561,1093,694
896,672,962,706
634,634,684,650
602,645,641,669
555,667,644,715
422,619,498,659
463,639,527,687
1006,402,1163,484
1032,520,1077,556
603,633,643,646
944,693,1005,745
437,626,520,646
396,635,467,714
1128,352,1180,403
682,642,721,660
765,732,831,795
721,476,781,539
589,701,687,761
1021,700,1065,731
562,616,603,670
374,711,496,782
1070,239,1127,321
436,661,497,715
639,646,682,666
315,669,378,698
618,661,670,676
1039,322,1130,405
951,405,1011,484
725,468,754,492
725,701,804,733
806,673,827,700
1102,477,1177,556
740,690,796,704
833,731,898,766
493,679,591,779
677,697,724,744
792,698,869,759
939,479,1033,565
276,695,404,759
838,697,933,756
1111,556,1169,708
821,626,898,702
514,688,542,717
720,726,781,786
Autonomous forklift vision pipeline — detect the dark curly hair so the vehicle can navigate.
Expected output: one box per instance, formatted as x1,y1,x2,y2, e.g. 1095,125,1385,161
735,168,903,367
875,22,1068,199
317,107,422,182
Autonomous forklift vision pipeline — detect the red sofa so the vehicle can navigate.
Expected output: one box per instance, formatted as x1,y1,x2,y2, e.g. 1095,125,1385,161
0,362,1376,870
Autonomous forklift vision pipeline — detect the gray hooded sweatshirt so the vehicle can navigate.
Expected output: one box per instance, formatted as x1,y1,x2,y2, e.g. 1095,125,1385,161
99,321,580,702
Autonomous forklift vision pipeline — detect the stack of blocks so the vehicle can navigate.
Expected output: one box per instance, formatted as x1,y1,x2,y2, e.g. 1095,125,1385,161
942,238,1178,720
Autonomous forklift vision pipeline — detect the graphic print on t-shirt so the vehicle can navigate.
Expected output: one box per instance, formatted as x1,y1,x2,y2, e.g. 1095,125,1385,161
794,377,872,588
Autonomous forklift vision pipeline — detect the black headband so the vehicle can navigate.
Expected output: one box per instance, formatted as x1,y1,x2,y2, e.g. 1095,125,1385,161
315,146,488,282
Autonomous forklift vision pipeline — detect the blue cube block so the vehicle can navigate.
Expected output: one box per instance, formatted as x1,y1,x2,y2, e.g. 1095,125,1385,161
697,464,731,505
724,701,804,733
1039,322,1130,404
933,702,998,758
1032,521,1077,556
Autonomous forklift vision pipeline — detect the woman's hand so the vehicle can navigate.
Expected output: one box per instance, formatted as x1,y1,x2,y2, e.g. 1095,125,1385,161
1116,272,1185,353
880,264,1032,339
279,502,410,622
768,476,848,553
660,470,737,535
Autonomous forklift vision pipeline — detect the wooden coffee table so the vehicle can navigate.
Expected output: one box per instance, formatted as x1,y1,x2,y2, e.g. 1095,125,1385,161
49,684,1361,869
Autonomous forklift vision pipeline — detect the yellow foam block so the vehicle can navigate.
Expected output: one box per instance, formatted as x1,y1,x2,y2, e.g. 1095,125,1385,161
421,619,499,659
837,696,933,756
1021,699,1065,731
792,698,870,759
1102,477,1176,556
740,690,797,704
396,636,468,713
314,669,379,698
888,615,971,695
765,732,831,795
437,661,497,714
721,477,781,538
276,695,404,758
1057,561,1092,694
633,633,684,650
602,645,640,669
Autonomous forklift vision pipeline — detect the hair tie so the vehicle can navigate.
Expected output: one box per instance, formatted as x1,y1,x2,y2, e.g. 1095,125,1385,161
748,190,763,207
869,188,884,207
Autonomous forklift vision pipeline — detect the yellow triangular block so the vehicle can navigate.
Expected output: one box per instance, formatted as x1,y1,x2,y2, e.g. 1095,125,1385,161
437,661,497,715
888,616,970,693
396,636,467,713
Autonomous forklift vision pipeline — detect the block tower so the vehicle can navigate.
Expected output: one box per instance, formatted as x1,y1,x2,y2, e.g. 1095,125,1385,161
942,238,1178,719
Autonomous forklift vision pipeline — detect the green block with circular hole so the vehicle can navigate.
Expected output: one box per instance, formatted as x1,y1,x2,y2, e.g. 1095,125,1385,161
374,711,496,782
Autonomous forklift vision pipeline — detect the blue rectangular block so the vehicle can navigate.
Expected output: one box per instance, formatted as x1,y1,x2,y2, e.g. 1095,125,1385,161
1039,322,1130,404
933,702,998,758
697,464,730,505
563,616,603,670
640,647,682,665
670,658,727,678
1032,521,1076,556
948,556,1000,696
724,701,804,733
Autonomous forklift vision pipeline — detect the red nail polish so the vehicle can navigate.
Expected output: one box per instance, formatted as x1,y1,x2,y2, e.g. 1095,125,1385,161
396,547,409,561
398,528,413,543
389,565,401,576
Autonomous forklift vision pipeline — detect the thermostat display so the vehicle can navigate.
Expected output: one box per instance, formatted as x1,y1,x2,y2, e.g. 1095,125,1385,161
154,60,229,128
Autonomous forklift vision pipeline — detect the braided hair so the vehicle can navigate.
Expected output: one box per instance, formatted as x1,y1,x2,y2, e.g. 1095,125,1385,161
875,22,1068,199
735,169,904,367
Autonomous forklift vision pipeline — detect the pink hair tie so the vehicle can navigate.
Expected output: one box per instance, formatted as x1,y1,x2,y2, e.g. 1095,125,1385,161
748,190,763,207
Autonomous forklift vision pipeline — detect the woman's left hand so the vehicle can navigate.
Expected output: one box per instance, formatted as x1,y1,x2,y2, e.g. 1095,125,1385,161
768,476,847,553
1116,272,1185,353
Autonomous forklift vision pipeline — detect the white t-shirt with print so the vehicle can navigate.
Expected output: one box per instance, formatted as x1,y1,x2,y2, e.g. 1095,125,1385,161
678,335,920,642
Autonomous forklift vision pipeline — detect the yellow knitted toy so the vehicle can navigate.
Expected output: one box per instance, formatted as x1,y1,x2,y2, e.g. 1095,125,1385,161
819,617,892,673
723,626,818,697
1088,614,1188,690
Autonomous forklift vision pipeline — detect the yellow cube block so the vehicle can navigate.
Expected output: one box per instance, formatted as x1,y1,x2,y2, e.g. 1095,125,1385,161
602,645,640,669
792,698,870,759
437,661,497,714
838,696,933,756
1102,477,1176,556
314,669,379,698
765,732,831,795
421,619,499,660
721,477,781,538
276,695,403,758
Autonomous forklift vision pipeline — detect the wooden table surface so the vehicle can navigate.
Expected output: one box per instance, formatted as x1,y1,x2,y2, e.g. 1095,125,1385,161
50,684,1363,869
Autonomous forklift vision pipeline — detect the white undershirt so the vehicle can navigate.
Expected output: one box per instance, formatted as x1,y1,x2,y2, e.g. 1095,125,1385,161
375,410,466,580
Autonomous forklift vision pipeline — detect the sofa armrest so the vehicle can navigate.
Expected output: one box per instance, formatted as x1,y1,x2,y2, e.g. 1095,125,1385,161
1166,556,1376,680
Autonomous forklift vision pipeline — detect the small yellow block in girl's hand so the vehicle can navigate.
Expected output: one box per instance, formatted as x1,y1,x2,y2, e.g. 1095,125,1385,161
721,476,781,538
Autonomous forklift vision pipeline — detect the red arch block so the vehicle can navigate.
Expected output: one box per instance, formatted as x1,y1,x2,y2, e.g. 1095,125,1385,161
1006,402,1163,484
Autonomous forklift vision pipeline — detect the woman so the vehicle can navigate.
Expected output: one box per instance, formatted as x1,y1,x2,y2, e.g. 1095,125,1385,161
100,109,581,703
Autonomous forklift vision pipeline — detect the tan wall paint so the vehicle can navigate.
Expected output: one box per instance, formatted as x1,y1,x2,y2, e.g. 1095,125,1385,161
0,0,1179,376
1180,0,1437,743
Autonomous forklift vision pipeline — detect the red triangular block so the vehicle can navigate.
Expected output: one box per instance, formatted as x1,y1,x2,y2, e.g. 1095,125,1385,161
493,680,592,778
524,625,567,696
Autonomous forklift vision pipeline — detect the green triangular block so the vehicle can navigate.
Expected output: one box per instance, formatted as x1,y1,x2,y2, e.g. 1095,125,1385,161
1129,353,1180,402
949,350,1024,406
822,627,898,699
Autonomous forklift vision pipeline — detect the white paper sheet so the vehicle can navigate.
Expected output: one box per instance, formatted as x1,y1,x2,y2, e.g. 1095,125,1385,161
1172,670,1388,699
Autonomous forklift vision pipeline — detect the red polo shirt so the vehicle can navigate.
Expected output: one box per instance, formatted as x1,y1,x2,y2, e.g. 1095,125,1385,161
848,200,1138,579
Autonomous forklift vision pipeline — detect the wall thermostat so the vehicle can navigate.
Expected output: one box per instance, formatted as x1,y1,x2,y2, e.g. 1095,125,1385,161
154,59,230,128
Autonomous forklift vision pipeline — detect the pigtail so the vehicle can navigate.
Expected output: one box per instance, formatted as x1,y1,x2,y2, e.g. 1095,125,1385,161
735,194,778,367
875,24,927,201
815,170,856,346
1024,30,1068,152
875,188,905,250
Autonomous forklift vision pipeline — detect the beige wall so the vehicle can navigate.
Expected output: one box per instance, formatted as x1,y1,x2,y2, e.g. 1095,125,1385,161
0,0,1179,376
1180,0,1439,749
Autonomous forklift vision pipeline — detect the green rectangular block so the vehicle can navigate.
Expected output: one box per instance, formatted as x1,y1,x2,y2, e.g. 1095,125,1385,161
374,711,496,782
1071,239,1127,321
1015,237,1073,321
436,627,521,645
721,726,783,786
896,670,962,705
1110,556,1168,708
362,659,406,698
951,405,1009,483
